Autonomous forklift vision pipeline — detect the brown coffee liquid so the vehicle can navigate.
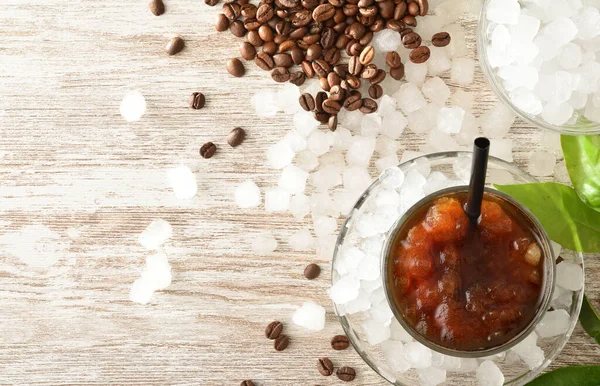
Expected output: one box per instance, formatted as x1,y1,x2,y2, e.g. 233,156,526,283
388,191,545,351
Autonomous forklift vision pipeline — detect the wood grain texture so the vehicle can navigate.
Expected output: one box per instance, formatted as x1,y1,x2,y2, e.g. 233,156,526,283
0,1,598,385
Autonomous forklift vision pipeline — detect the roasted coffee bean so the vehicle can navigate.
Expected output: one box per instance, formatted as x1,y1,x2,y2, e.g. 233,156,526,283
273,53,293,67
346,74,361,89
322,99,341,114
313,4,336,22
256,4,274,22
385,51,402,68
410,45,430,63
369,84,383,99
280,0,299,7
343,3,358,16
274,334,290,351
230,20,247,37
306,44,323,61
348,56,363,76
329,85,345,102
323,47,341,65
227,127,246,147
215,14,230,32
241,4,258,18
278,40,296,53
328,114,338,131
432,31,451,47
331,334,350,350
262,41,278,55
200,142,217,159
386,19,405,32
299,93,316,111
304,263,321,279
390,63,405,80
247,31,263,46
347,22,367,40
255,52,275,70
337,367,356,382
314,111,331,123
149,0,165,15
227,58,245,77
289,71,306,86
166,37,185,55
258,25,274,41
400,28,413,38
273,34,286,45
359,45,375,65
321,27,336,49
334,64,349,78
370,69,386,84
304,33,321,45
403,14,417,27
291,10,312,27
394,2,407,20
348,41,363,56
319,77,331,91
271,67,290,82
244,18,261,31
333,21,348,34
317,357,334,376
205,0,219,6
265,320,284,339
223,3,241,20
402,31,422,49
327,72,341,88
360,98,378,114
315,91,327,112
275,20,291,35
370,17,386,32
344,92,363,111
239,42,257,60
312,59,330,78
417,0,429,16
359,31,374,46
290,27,308,40
378,0,395,19
240,381,255,386
290,47,304,65
302,60,316,78
408,1,420,16
188,92,206,109
360,64,377,79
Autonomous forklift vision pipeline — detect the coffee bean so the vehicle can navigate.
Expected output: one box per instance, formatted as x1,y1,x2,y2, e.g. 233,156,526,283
280,0,300,7
223,3,241,20
317,357,334,376
347,22,366,40
149,0,165,15
240,381,255,386
331,334,350,350
337,367,356,382
360,98,378,114
265,320,283,339
417,0,429,16
244,18,261,31
313,4,335,22
383,52,401,70
271,67,290,82
304,263,321,279
256,4,274,22
275,20,291,35
200,142,217,159
314,111,331,123
241,4,257,18
306,44,323,61
369,84,383,99
287,47,302,65
323,47,341,65
432,31,451,47
403,14,417,27
410,46,430,63
400,28,413,38
227,58,245,77
189,92,206,109
344,92,362,111
321,27,336,49
247,31,263,46
393,3,406,20
329,85,345,102
302,60,316,78
289,27,307,40
205,0,219,6
359,31,374,46
359,45,375,65
227,127,246,147
230,20,247,37
262,41,278,55
240,42,257,60
319,77,331,92
334,64,349,78
348,41,363,56
360,64,377,79
255,52,275,70
322,98,341,115
402,31,422,49
289,71,306,86
273,335,290,352
291,9,312,27
299,93,316,111
386,19,405,32
279,40,296,53
166,37,184,56
348,56,363,76
312,59,330,78
215,14,230,32
327,72,341,88
258,25,274,41
390,63,405,80
273,53,293,67
370,69,386,84
343,3,359,17
315,91,327,112
408,1,420,16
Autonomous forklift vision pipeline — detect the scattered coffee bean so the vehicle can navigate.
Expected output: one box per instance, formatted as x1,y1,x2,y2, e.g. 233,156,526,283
166,37,184,56
369,84,383,99
256,4,274,23
223,3,241,20
289,71,306,86
240,42,257,60
409,46,431,64
205,0,219,5
344,93,363,111
328,114,338,132
336,366,356,382
299,93,316,111
390,63,405,80
359,45,375,65
402,31,422,49
329,85,345,102
346,75,361,89
394,2,407,19
432,31,451,47
265,320,283,339
227,127,246,147
317,357,334,376
274,334,290,351
215,14,230,32
360,64,377,80
273,53,293,68
241,4,257,18
247,31,263,46
360,98,378,114
227,58,245,77
200,142,217,159
240,381,255,386
301,60,315,78
271,67,291,82
386,51,402,69
403,14,417,27
313,4,336,22
319,77,331,92
331,334,350,350
149,0,165,16
312,59,330,78
314,111,331,123
416,0,429,16
322,99,341,115
370,69,386,85
408,1,420,16
230,20,247,38
255,52,275,71
188,92,206,110
262,41,278,56
304,263,321,279
348,56,363,76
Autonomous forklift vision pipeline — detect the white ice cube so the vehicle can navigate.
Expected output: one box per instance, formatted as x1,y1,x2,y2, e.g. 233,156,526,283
138,219,173,250
418,366,447,386
428,46,452,76
251,232,278,254
344,290,372,314
541,101,574,126
390,318,414,342
405,61,429,87
310,192,340,218
528,151,557,176
422,77,451,105
362,318,391,345
425,129,459,152
380,167,406,189
278,165,309,194
375,135,400,155
339,109,363,132
288,229,314,251
361,113,382,137
373,29,402,52
573,7,600,40
480,103,516,139
486,0,520,24
332,126,353,151
252,91,279,118
167,166,197,199
534,35,561,61
378,95,398,118
451,90,474,111
511,331,544,370
310,164,342,192
265,188,291,212
276,83,301,114
316,234,337,261
451,58,475,85
408,103,441,133
381,340,411,372
293,110,320,137
129,276,156,304
510,88,544,115
313,216,337,238
489,139,514,162
329,275,361,304
347,136,376,166
144,251,172,290
542,17,579,47
536,309,571,338
498,65,539,91
289,194,311,219
283,129,307,153
267,140,295,169
437,106,465,134
376,154,400,172
476,360,504,386
510,14,541,42
120,91,146,122
395,83,428,115
292,301,326,331
381,111,408,139
456,112,480,145
404,342,432,369
453,155,472,182
559,43,583,70
556,261,584,291
307,130,331,156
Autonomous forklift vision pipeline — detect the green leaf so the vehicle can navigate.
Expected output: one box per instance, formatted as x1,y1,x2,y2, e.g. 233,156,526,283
496,182,600,253
580,295,600,345
562,135,600,211
526,366,600,386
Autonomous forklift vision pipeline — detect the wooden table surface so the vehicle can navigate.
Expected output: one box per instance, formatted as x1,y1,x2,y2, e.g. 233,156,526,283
0,1,598,385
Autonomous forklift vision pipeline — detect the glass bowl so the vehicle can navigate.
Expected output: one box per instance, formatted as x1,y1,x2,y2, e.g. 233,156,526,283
477,0,600,135
331,152,585,386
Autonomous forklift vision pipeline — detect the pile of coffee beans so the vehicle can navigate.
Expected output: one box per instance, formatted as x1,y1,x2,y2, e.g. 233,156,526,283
206,0,449,130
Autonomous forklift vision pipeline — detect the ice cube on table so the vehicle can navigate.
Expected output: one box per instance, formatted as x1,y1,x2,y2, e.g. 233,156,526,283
510,88,544,115
417,366,447,386
373,29,402,52
378,94,398,118
476,360,504,386
293,110,320,137
361,114,382,137
375,189,401,209
453,155,472,182
294,150,319,171
556,261,584,291
288,229,314,251
251,232,278,254
265,188,291,212
347,136,376,166
536,309,571,338
511,331,544,370
414,15,444,41
480,103,516,139
339,109,364,132
376,154,400,172
362,318,391,345
446,24,469,58
541,101,574,126
310,164,342,192
143,251,172,290
316,234,337,261
381,111,408,139
395,83,428,114
559,43,583,70
405,61,429,86
528,151,557,177
489,139,514,162
329,275,361,304
543,17,579,47
313,216,337,238
167,166,197,199
276,83,301,114
278,165,309,194
434,0,467,26
375,135,400,155
428,47,452,76
267,140,295,169
425,129,459,152
437,106,465,134
486,0,520,24
283,129,307,153
403,342,432,369
120,91,146,122
381,341,411,372
573,6,600,40
129,276,156,304
380,166,406,191
422,77,451,105
333,189,361,215
451,90,474,111
408,104,441,134
510,14,541,42
289,193,311,219
292,301,326,331
332,126,353,151
319,151,345,169
534,35,561,61
451,58,475,85
310,192,340,218
138,219,173,250
252,90,279,118
456,112,480,145
307,130,331,156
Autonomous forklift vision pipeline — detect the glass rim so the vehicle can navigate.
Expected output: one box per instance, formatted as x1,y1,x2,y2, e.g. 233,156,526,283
476,0,600,136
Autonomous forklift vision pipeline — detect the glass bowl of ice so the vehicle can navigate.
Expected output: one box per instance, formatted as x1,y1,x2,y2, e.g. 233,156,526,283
477,0,600,135
330,152,585,385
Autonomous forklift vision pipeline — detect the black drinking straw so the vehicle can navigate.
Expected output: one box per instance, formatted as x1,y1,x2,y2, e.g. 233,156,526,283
465,137,491,224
